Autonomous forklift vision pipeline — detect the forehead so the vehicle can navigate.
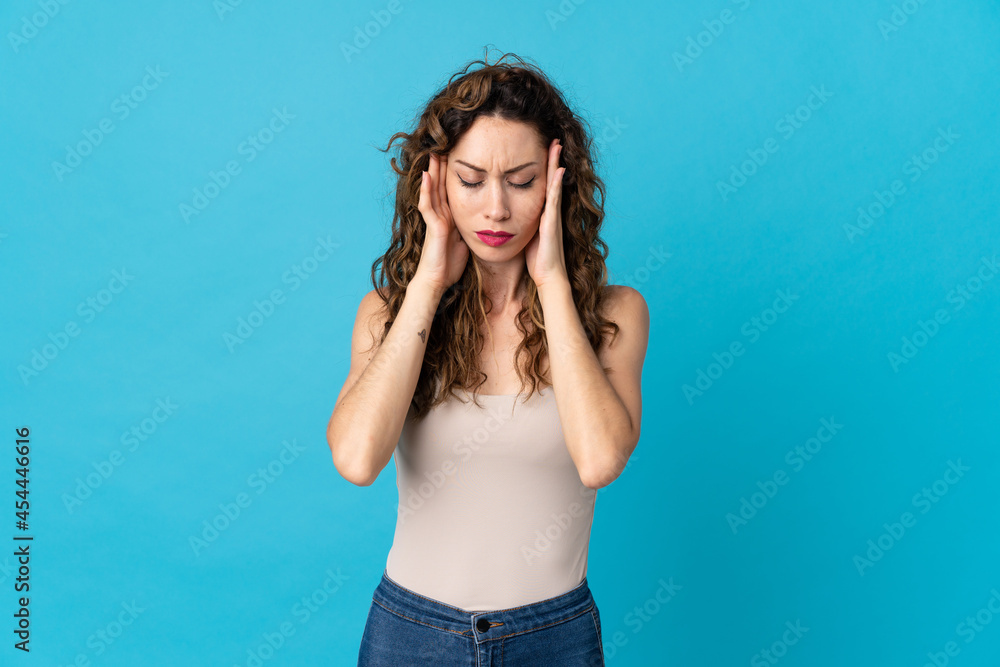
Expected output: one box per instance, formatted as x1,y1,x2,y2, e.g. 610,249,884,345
451,116,545,162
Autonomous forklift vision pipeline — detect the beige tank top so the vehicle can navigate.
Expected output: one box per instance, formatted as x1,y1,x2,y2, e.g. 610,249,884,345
383,384,597,612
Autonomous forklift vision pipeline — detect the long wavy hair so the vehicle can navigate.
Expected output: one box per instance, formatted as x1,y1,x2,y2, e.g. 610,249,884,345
369,49,620,421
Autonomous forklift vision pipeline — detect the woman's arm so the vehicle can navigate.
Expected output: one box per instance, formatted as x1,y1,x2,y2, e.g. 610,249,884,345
327,278,444,486
539,282,649,489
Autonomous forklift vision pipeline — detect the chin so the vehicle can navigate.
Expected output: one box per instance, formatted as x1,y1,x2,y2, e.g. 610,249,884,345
472,242,524,261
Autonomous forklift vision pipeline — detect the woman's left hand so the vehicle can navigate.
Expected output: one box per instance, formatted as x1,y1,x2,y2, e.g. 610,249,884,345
525,138,569,291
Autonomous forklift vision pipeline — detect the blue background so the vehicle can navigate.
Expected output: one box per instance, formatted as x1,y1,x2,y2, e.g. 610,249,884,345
2,0,999,665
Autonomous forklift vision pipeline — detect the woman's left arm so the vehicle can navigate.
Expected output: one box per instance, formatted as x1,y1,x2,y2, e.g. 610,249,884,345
538,281,649,489
527,138,650,489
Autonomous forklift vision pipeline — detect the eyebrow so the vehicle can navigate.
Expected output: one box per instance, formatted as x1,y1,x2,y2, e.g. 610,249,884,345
453,159,537,174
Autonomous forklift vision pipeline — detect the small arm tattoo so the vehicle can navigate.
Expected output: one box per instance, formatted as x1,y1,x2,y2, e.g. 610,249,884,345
418,328,426,344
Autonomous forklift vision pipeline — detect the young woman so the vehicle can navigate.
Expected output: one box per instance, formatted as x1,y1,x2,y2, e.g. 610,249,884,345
328,50,649,666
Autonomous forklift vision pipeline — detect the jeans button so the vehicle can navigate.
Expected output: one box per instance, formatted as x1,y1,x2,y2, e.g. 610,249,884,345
476,617,490,632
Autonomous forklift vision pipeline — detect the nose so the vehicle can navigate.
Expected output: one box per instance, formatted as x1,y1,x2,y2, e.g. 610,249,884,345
484,181,509,221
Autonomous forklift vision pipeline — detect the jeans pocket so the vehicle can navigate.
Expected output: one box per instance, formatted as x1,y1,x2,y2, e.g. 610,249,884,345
358,600,472,666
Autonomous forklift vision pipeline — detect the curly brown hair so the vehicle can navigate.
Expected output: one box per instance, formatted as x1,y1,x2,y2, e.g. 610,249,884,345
369,48,620,421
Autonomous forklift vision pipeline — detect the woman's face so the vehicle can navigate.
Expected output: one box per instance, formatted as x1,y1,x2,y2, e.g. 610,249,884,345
445,116,549,258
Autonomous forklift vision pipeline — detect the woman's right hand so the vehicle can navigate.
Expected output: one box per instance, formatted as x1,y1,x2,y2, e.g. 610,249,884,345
414,153,469,294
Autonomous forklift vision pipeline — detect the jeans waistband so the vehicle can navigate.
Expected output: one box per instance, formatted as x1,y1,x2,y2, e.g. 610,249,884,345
373,570,596,640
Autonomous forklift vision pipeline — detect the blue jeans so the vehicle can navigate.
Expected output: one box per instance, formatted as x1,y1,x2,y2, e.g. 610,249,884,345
358,570,606,666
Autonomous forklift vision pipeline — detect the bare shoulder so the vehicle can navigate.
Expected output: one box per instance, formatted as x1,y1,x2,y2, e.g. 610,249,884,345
596,285,649,455
360,287,389,320
334,288,391,413
600,285,650,331
358,288,391,350
597,285,649,357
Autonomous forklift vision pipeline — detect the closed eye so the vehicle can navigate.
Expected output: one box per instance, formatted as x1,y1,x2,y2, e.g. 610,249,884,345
458,176,535,189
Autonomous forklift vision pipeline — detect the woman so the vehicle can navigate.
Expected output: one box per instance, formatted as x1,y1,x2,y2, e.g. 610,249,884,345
328,50,649,666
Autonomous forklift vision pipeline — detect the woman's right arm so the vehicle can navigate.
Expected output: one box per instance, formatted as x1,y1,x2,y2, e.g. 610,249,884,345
330,152,465,486
327,278,444,486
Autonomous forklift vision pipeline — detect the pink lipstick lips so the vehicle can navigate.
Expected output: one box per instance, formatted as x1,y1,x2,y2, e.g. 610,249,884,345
475,230,513,247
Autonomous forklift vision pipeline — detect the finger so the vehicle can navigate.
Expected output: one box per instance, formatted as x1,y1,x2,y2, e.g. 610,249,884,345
548,162,563,205
423,169,437,222
439,155,454,220
548,139,561,190
418,170,429,217
544,167,563,225
427,155,440,217
437,154,448,216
